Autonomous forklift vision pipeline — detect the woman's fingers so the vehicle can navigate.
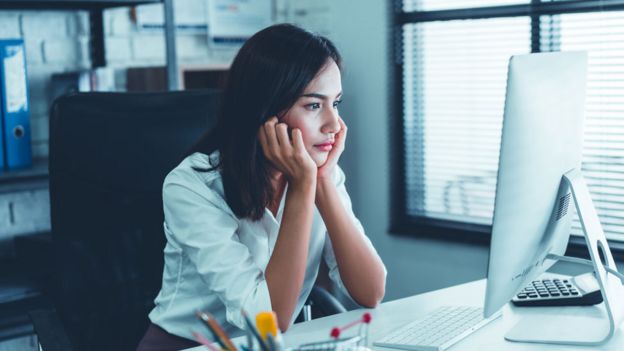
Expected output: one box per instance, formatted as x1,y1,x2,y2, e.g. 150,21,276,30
275,123,292,150
291,128,306,154
335,117,348,149
316,117,347,179
260,118,316,182
260,117,299,171
263,116,279,149
339,116,347,134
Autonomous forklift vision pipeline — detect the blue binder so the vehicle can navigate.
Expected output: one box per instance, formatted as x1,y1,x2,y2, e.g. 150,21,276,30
0,39,32,170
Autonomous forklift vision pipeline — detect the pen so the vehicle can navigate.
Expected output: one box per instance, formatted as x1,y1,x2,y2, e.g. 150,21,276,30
241,310,269,351
196,311,238,351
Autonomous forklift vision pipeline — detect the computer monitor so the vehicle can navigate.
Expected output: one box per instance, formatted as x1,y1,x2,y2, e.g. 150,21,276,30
484,51,588,319
482,51,624,345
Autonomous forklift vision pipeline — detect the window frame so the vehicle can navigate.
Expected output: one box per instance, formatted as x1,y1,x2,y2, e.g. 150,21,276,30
391,0,624,260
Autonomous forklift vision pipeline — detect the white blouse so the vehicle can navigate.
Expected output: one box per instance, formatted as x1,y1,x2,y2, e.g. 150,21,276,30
148,152,385,340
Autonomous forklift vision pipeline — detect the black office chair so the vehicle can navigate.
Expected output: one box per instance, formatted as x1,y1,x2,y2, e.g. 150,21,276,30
45,90,220,351
35,90,345,351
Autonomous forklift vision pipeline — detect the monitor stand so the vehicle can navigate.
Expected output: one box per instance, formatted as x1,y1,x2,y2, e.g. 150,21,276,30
505,168,624,346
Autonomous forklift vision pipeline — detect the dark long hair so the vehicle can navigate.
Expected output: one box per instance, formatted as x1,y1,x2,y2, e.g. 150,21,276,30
189,24,342,220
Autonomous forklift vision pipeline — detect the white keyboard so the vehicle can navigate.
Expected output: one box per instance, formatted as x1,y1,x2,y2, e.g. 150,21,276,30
373,306,501,351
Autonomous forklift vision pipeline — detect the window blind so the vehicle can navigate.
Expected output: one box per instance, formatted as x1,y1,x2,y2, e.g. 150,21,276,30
541,11,624,241
403,17,530,225
400,1,624,243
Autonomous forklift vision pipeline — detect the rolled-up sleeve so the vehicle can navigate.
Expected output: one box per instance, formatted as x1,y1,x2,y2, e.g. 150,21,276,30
322,167,388,300
163,178,272,330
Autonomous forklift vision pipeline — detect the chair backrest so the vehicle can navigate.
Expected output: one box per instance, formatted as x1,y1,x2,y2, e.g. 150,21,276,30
48,90,220,351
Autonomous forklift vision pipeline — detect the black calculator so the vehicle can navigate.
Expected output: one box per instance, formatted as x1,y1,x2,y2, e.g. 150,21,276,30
512,272,603,307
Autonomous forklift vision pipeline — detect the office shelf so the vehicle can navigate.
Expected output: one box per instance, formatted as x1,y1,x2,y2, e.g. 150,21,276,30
0,0,177,89
0,158,48,188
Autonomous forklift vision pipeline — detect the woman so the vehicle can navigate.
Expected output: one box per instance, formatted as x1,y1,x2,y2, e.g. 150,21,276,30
137,23,386,350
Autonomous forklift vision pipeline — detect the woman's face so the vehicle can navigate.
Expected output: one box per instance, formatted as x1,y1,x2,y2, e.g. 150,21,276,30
281,60,343,167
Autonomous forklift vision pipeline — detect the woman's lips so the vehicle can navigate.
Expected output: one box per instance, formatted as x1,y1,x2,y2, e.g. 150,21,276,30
314,142,334,152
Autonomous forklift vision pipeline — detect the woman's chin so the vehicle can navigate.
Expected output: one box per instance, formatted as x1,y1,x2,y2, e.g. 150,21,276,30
312,154,329,167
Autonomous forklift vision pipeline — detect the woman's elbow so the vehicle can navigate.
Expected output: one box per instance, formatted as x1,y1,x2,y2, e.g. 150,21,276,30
359,285,385,308
273,308,292,332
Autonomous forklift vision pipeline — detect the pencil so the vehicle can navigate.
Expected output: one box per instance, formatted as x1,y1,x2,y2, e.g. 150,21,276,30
196,311,238,351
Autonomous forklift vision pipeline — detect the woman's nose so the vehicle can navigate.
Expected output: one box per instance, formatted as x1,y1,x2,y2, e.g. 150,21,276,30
322,107,341,134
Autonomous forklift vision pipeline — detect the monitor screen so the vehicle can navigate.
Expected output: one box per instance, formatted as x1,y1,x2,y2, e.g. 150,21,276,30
484,51,588,318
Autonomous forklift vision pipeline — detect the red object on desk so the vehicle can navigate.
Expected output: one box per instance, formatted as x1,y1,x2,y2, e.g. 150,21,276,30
330,312,372,339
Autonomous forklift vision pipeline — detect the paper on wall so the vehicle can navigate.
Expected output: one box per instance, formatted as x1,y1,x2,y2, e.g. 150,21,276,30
136,0,209,33
207,0,273,47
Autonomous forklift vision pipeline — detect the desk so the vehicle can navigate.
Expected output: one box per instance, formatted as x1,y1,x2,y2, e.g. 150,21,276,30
187,277,624,350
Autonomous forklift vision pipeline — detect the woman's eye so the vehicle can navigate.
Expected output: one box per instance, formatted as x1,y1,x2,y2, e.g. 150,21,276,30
333,100,343,108
306,103,321,110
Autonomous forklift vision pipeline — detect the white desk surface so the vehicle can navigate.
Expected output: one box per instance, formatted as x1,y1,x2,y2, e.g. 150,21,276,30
186,277,624,350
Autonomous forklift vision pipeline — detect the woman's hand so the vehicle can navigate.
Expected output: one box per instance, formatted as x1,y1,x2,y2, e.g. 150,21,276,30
261,117,318,331
317,117,347,182
258,117,317,189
